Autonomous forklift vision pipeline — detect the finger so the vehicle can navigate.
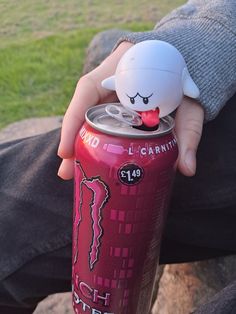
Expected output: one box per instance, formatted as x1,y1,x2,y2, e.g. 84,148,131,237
57,158,74,180
175,98,204,176
58,41,134,160
58,78,117,159
58,76,101,159
57,79,117,179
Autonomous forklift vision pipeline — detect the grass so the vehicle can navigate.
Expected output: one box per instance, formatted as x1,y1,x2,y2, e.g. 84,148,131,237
0,0,185,129
0,29,96,128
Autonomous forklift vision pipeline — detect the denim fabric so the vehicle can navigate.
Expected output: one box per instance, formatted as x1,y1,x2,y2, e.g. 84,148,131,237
0,245,71,313
0,130,73,281
162,94,236,264
194,280,236,314
0,94,235,313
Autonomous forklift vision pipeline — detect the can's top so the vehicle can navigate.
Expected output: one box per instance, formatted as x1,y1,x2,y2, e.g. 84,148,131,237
85,103,174,138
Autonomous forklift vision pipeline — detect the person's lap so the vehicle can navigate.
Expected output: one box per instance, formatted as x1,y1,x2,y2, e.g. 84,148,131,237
0,131,73,312
0,94,235,312
0,245,71,313
161,93,236,263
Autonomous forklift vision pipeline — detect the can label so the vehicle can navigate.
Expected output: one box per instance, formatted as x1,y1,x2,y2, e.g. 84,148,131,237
118,163,144,185
73,161,110,270
72,118,178,314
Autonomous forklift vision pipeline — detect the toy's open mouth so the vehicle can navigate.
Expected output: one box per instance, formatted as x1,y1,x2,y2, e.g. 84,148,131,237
140,107,160,128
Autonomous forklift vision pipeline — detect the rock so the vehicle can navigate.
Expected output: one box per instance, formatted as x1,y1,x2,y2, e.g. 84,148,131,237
0,116,62,143
82,28,130,74
33,293,73,314
152,255,236,314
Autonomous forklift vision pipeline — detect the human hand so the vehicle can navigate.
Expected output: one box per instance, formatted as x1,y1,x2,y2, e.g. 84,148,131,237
57,43,204,180
175,97,204,176
57,41,134,179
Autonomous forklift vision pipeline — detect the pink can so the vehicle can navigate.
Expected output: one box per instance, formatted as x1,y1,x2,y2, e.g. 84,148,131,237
72,103,178,314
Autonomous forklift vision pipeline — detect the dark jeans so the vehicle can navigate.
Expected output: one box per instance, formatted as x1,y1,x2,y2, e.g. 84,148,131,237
0,94,236,313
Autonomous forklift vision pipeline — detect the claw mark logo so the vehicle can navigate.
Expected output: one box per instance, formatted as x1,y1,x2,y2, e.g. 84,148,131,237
73,161,110,270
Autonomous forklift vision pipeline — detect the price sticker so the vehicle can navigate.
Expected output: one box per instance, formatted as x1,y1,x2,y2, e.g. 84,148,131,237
118,163,144,185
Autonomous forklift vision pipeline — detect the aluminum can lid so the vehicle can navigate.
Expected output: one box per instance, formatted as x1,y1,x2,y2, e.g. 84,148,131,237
85,103,174,138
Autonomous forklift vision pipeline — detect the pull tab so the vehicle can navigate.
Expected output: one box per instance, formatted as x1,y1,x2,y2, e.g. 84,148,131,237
105,104,142,126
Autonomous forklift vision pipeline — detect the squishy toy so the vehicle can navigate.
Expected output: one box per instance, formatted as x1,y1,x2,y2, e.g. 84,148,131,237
102,40,200,128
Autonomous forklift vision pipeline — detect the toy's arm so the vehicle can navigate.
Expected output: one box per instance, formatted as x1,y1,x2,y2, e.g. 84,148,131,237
114,0,236,122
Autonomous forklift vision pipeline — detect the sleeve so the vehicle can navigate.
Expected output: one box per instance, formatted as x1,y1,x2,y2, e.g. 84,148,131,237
114,0,236,121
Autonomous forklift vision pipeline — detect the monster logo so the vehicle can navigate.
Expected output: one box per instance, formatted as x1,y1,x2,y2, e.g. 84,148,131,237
73,161,110,270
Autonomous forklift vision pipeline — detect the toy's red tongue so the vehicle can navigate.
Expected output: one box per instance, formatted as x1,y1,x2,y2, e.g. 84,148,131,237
140,108,160,127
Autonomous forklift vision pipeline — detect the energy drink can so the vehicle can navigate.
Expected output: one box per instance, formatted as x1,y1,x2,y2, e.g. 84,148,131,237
72,103,178,314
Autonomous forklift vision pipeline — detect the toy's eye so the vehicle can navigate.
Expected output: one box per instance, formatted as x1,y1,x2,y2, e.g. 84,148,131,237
130,97,135,104
143,97,149,104
126,93,138,104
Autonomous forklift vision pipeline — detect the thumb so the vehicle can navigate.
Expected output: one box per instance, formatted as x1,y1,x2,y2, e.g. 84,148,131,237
175,98,204,176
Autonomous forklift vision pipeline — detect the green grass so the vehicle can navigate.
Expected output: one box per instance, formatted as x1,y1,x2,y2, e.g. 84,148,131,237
0,0,185,129
0,24,151,128
0,29,95,128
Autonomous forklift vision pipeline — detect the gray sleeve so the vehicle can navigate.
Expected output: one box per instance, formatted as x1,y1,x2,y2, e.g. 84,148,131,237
114,0,236,121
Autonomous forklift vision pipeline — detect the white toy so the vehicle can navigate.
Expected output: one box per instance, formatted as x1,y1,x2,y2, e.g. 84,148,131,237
102,40,199,128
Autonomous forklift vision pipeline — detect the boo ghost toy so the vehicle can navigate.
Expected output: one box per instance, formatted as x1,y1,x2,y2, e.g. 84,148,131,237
102,40,200,129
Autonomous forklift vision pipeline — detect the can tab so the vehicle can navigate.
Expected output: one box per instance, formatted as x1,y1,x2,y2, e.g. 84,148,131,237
105,104,142,126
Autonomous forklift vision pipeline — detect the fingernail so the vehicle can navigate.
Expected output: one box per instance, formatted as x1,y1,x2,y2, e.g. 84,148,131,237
57,165,63,178
57,143,62,157
184,149,196,175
